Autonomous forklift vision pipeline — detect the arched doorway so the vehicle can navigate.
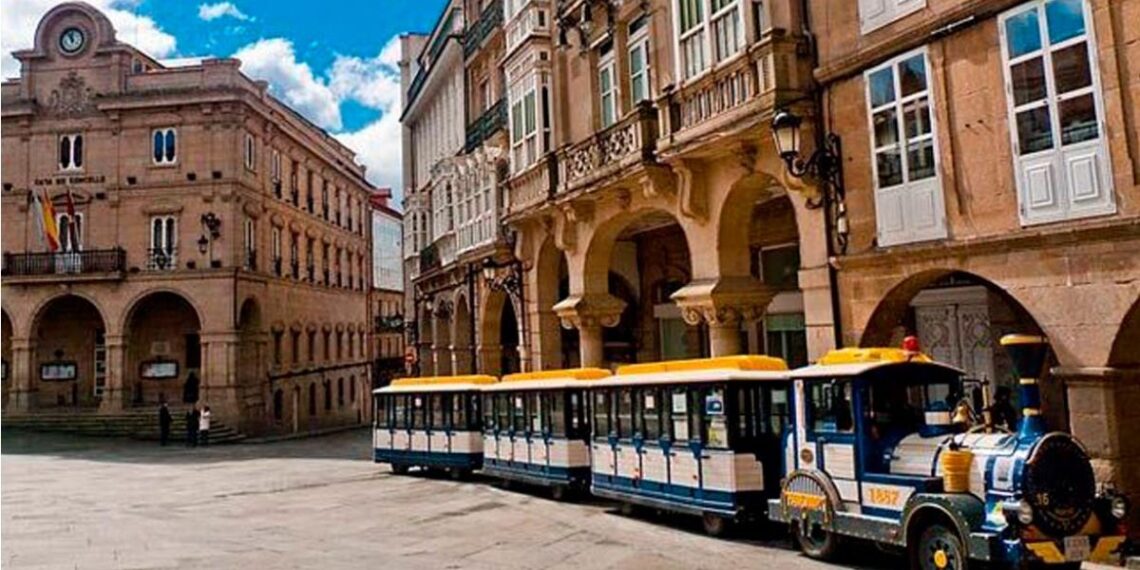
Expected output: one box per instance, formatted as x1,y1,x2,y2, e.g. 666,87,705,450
2,311,12,409
31,295,108,408
433,306,452,376
744,197,807,367
861,270,1064,430
237,298,262,404
500,293,521,374
480,288,523,376
418,306,434,376
124,291,202,407
1110,296,1140,369
581,209,697,367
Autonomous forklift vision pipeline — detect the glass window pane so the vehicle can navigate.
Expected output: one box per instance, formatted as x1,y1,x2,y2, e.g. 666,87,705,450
73,135,83,168
1059,94,1099,145
59,136,69,168
524,93,536,134
868,67,895,108
165,130,176,162
1045,0,1085,45
153,131,163,162
600,67,612,91
897,54,927,97
1005,8,1042,59
903,97,932,139
873,108,899,148
1016,106,1054,154
1052,42,1092,95
760,246,800,289
630,46,644,74
617,390,633,439
1011,57,1048,106
876,148,904,187
907,138,937,181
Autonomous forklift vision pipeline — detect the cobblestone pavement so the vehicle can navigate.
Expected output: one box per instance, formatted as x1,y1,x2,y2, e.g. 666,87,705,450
0,428,1100,570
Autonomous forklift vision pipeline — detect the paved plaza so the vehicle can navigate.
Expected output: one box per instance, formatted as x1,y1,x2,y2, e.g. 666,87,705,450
0,429,907,570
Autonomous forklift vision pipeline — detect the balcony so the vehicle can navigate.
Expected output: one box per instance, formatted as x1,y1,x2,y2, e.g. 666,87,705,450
465,98,507,153
418,243,440,274
505,1,552,56
660,34,809,157
245,249,258,271
557,101,658,195
147,248,178,271
2,248,126,281
505,153,556,217
463,0,502,58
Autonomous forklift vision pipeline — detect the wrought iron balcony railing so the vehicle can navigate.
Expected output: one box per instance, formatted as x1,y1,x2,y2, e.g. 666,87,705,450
245,249,258,271
147,248,178,271
2,248,126,277
465,97,507,152
418,243,440,273
463,0,502,58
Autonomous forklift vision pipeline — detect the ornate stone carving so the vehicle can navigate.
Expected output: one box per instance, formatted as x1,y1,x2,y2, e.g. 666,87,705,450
47,72,95,117
552,293,626,330
673,159,708,221
670,277,778,326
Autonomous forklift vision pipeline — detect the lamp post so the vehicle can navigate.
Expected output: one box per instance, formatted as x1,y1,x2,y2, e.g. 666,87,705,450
198,212,222,266
770,109,849,255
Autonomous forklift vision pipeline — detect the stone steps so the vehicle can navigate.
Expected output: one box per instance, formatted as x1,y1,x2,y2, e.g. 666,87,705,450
1,409,245,444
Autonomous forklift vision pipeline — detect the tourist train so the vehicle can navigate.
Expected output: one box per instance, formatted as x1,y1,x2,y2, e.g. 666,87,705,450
373,336,1130,568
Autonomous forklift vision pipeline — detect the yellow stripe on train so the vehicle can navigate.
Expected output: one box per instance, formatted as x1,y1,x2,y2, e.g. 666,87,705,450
389,374,498,386
617,355,788,375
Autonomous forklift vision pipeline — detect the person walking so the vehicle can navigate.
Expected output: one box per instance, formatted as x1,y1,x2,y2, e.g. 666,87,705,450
199,405,212,447
185,407,200,448
158,401,173,446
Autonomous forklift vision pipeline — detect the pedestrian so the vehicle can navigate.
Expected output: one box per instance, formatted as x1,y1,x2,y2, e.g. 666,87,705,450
199,405,212,447
185,406,200,447
158,401,173,446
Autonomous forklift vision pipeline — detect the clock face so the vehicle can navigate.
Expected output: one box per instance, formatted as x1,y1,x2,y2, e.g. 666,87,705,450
59,27,85,54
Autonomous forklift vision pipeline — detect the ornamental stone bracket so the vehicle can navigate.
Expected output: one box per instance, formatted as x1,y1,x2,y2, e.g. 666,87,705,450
670,276,778,326
552,293,627,331
672,159,708,221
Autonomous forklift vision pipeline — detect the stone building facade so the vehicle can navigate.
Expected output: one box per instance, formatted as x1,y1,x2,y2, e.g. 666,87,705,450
370,188,405,382
807,0,1140,507
0,3,375,436
402,0,523,378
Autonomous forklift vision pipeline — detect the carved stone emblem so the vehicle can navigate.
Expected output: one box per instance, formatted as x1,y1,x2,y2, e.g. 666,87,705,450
48,71,94,117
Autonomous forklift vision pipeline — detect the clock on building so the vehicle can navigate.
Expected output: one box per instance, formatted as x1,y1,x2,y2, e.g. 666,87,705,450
59,27,85,54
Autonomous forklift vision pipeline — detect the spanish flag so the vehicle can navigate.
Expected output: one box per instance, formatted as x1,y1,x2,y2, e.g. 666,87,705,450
34,190,61,252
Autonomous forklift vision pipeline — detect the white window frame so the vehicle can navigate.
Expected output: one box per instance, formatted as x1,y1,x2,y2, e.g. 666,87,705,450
244,133,256,171
864,47,947,247
508,75,540,172
673,0,744,82
998,0,1114,226
56,212,84,252
859,0,926,35
271,226,282,262
152,128,177,165
58,133,84,171
271,149,281,181
598,47,618,128
149,215,178,270
244,218,256,257
628,21,651,104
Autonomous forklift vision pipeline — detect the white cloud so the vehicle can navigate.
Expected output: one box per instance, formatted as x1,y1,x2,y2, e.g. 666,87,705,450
232,38,342,131
335,110,403,202
197,2,251,22
2,0,177,79
328,36,402,111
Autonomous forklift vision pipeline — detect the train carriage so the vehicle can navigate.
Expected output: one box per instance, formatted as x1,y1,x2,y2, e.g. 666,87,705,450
588,355,792,536
373,375,495,477
769,338,1129,569
480,368,608,499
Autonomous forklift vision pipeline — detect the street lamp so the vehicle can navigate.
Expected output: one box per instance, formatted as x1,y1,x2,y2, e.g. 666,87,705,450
770,108,849,254
196,234,209,254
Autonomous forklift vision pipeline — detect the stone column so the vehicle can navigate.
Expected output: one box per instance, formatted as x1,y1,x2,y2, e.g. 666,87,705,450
7,337,36,413
200,331,241,420
478,345,503,376
99,334,128,412
451,345,473,375
798,265,838,358
553,293,626,369
1055,366,1140,529
671,276,777,358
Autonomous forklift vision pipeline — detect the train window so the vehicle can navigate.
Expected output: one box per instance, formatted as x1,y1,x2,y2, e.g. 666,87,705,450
429,394,444,430
808,380,854,433
496,393,510,433
617,389,633,440
393,396,407,430
411,395,425,429
734,385,761,442
469,393,481,431
513,394,527,433
767,388,790,434
531,393,544,434
376,395,388,428
483,394,495,431
550,391,566,437
671,387,690,441
594,391,611,439
704,386,728,448
453,394,467,430
569,391,586,438
642,389,661,440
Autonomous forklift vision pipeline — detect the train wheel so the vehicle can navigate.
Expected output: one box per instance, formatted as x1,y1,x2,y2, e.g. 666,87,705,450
701,513,731,537
391,464,410,475
912,524,968,570
792,520,839,560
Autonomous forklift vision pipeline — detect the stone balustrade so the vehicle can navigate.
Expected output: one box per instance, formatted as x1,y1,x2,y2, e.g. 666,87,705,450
557,101,657,195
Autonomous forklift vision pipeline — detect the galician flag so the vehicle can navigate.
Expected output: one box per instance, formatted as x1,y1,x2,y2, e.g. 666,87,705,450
34,190,61,252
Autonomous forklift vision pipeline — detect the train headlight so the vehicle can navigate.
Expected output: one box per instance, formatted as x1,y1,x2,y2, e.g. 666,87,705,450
1003,500,1034,526
1110,495,1129,520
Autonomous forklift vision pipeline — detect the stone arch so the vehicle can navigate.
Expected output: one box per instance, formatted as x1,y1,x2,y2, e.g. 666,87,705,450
123,291,204,407
119,287,206,337
714,171,786,278
1109,296,1140,368
580,206,697,296
480,287,523,375
28,291,112,339
28,294,109,408
535,235,574,370
237,297,263,393
32,2,118,57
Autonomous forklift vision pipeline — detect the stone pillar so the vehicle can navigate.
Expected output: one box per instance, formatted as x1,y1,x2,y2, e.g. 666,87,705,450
1055,366,1140,529
451,345,473,375
478,345,503,376
99,335,128,412
417,342,435,376
434,345,453,376
553,293,626,370
799,265,838,358
671,276,776,359
6,337,36,413
200,331,241,420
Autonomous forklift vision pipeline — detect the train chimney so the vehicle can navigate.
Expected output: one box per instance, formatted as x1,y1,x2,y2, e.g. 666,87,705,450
999,334,1050,440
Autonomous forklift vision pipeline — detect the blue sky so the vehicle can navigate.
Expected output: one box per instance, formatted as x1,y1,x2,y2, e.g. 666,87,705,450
2,0,448,202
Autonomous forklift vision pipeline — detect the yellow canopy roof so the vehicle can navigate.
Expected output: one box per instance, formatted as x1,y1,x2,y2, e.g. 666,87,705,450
816,347,932,366
617,355,788,376
502,368,611,382
389,374,498,387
